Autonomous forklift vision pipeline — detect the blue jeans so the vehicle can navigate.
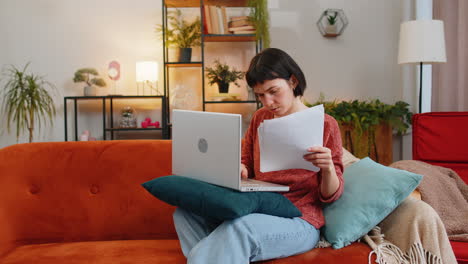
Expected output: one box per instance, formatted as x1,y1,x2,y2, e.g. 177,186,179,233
173,208,320,264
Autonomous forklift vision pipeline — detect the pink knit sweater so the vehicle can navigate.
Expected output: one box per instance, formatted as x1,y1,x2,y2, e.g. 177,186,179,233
241,107,344,228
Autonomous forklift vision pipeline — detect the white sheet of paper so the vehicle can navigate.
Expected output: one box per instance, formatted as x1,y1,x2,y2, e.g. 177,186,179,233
258,104,324,172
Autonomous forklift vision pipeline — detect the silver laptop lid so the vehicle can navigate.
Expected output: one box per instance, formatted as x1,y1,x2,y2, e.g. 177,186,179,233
172,110,242,190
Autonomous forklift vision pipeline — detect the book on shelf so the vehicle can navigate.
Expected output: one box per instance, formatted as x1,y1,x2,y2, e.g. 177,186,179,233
221,7,229,34
228,25,255,32
216,6,224,34
228,18,253,28
203,5,212,34
209,6,219,34
204,6,252,35
230,15,250,22
230,30,256,35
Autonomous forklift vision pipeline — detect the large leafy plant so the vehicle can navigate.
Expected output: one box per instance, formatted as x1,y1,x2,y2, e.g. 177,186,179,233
307,94,413,161
1,63,56,142
156,9,201,48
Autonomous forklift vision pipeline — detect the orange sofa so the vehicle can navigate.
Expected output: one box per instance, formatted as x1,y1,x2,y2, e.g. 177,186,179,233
0,140,375,264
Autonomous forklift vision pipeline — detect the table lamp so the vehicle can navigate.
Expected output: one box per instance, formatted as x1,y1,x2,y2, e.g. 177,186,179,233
136,61,160,95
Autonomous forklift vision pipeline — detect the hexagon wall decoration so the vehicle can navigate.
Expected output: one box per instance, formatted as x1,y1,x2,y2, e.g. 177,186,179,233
317,9,348,38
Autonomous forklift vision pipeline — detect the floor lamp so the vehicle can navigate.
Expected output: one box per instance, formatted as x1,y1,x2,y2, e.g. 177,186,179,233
398,20,447,113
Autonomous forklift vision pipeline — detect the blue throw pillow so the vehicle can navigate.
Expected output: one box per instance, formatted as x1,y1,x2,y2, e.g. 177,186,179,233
322,157,423,249
141,175,301,221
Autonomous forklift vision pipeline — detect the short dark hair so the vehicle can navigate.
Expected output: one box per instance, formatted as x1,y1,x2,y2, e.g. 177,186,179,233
246,48,306,97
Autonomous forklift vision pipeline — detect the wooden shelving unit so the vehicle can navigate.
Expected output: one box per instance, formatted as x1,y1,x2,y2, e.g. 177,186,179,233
162,0,261,131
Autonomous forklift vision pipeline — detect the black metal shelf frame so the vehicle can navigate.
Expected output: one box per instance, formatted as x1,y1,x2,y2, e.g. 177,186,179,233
64,95,167,141
162,0,262,125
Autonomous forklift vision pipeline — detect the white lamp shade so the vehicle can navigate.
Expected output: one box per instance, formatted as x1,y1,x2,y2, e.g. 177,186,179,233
398,20,447,64
136,61,158,82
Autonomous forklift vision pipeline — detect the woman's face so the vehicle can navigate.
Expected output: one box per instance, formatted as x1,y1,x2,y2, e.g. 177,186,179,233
253,78,298,118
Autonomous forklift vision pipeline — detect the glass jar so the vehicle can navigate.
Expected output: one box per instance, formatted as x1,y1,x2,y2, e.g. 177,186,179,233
119,106,137,128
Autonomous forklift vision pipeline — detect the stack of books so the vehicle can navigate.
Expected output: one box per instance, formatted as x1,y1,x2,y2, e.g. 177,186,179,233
228,16,256,34
203,6,255,35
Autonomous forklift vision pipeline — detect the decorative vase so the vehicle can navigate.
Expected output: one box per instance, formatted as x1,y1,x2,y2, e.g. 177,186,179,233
325,24,337,35
83,86,96,96
119,106,137,128
178,48,192,62
217,81,229,94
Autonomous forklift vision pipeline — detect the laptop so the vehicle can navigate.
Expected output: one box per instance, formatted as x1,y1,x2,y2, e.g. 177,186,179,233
172,109,289,192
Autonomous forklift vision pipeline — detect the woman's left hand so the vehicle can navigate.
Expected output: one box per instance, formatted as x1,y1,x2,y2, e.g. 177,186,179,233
303,146,334,172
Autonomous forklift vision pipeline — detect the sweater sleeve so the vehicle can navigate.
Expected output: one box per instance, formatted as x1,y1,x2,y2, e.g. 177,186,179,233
319,115,344,203
241,111,258,178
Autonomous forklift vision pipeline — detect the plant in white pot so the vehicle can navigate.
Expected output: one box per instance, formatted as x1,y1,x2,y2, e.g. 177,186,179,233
156,9,201,62
325,10,338,34
73,68,106,96
206,60,245,94
1,63,56,143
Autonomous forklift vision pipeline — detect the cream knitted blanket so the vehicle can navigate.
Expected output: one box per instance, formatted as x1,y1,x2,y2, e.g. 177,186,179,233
365,197,457,264
315,197,457,263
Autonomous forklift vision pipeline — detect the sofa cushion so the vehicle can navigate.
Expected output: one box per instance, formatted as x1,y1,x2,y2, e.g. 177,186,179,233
141,175,301,221
0,240,186,264
0,240,375,264
322,157,423,249
412,112,468,183
261,242,375,264
0,140,178,246
450,241,468,264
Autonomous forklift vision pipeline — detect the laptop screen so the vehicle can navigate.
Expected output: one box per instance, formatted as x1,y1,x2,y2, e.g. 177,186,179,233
172,110,242,190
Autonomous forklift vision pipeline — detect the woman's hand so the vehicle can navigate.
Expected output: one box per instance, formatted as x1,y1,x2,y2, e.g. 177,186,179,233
304,146,340,199
303,146,334,172
240,163,248,179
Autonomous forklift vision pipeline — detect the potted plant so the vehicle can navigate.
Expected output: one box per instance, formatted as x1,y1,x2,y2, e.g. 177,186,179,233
325,10,338,34
307,94,413,165
156,9,201,62
73,68,106,96
205,60,245,94
1,63,56,143
248,0,270,48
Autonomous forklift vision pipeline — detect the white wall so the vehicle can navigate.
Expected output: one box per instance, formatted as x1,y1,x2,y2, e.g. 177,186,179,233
0,0,410,158
269,0,403,104
0,0,164,146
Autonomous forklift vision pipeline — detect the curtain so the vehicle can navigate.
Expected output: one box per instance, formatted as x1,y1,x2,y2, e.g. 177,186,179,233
432,0,468,111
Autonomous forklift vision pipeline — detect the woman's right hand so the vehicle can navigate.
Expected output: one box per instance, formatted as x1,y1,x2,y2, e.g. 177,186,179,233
240,164,248,179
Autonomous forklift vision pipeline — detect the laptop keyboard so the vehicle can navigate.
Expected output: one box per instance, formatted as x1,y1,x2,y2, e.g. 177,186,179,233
241,179,260,187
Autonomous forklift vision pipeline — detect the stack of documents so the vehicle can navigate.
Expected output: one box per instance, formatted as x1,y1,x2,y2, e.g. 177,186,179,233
258,104,324,172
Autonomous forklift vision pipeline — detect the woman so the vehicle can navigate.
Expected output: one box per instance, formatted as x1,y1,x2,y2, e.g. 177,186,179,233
173,48,344,264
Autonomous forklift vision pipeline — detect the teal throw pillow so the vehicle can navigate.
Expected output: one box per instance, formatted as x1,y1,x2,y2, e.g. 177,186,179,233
141,175,301,221
322,157,423,249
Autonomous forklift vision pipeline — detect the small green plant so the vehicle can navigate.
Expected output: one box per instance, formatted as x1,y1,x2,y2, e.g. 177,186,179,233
1,63,56,142
248,0,270,48
156,9,201,48
326,11,338,25
206,60,245,93
73,68,106,88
